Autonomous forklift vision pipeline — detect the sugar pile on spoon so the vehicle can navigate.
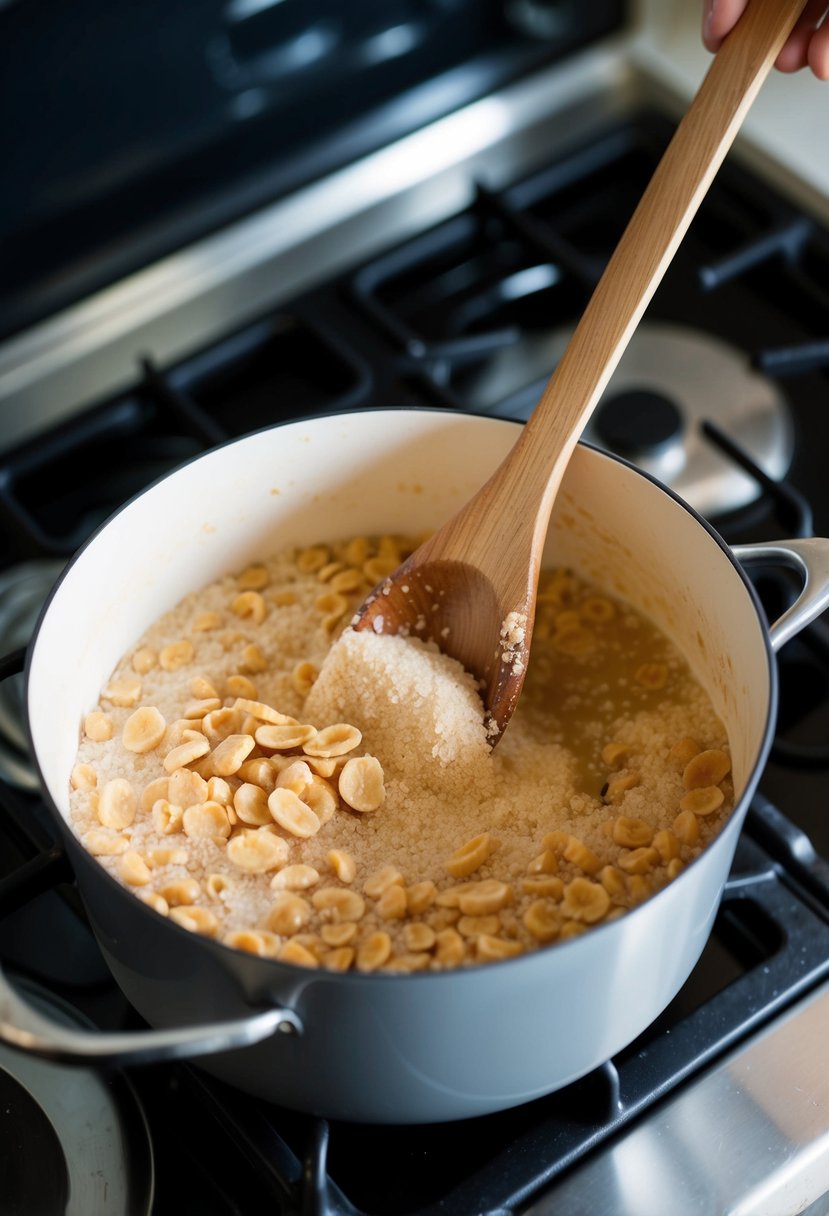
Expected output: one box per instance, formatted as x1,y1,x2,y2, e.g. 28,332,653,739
304,627,495,797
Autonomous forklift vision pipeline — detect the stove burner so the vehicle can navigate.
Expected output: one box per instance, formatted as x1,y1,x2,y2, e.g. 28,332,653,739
466,321,795,518
0,561,63,790
0,1069,70,1216
594,387,684,475
582,323,795,517
0,978,153,1216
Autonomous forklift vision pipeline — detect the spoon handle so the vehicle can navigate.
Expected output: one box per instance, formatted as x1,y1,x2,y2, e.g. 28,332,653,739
510,0,807,519
354,0,809,728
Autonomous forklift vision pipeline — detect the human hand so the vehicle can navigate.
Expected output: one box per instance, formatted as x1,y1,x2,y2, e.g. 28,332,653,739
703,0,829,79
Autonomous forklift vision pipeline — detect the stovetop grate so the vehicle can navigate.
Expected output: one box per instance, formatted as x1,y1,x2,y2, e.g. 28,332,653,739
2,109,828,561
2,106,829,1214
3,797,829,1216
2,433,829,1215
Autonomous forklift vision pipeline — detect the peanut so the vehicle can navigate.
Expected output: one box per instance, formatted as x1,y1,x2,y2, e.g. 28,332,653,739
268,788,321,838
84,710,114,741
311,888,365,922
612,817,654,848
338,756,385,813
227,830,289,873
356,931,392,973
561,878,610,924
680,786,725,817
121,707,167,753
98,778,136,829
267,893,311,936
445,833,494,879
682,749,731,790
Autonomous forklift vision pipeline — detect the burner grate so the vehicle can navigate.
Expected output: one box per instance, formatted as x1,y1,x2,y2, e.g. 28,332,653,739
164,834,829,1216
168,312,371,435
350,182,595,408
0,396,206,559
1,105,829,1213
345,110,829,524
4,784,827,1216
0,313,371,564
755,338,829,378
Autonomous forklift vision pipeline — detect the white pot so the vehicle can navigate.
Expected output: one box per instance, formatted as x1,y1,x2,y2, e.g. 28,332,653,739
3,409,829,1123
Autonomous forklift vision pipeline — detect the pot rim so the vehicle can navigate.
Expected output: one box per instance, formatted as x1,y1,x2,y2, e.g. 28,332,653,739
22,406,778,984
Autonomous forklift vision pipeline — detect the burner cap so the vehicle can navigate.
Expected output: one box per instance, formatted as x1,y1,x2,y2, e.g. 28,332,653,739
579,323,795,516
594,388,684,459
464,321,795,517
0,978,154,1216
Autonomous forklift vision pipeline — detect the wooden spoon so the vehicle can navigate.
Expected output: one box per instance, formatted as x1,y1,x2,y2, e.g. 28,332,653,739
353,0,806,742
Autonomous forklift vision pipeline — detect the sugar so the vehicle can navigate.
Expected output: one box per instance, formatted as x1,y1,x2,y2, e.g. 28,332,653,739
68,539,733,967
305,629,492,793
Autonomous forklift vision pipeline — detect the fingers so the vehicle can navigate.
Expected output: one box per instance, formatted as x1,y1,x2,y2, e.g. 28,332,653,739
702,0,829,80
702,0,750,52
775,0,829,73
807,17,829,78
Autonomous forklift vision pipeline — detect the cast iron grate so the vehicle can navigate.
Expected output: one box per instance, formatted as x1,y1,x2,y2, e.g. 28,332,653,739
349,111,829,426
3,784,829,1216
1,107,829,1214
0,313,371,562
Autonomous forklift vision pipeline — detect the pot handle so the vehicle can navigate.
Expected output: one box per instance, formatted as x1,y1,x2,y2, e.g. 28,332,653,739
731,538,829,651
0,959,303,1065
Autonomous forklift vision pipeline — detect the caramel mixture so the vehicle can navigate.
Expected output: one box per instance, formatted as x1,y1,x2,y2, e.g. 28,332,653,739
68,535,733,972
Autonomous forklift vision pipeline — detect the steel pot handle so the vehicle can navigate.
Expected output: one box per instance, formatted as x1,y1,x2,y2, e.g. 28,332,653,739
0,960,302,1066
0,645,303,1066
732,538,829,651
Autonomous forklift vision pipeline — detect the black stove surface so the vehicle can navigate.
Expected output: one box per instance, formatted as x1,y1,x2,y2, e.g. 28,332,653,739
2,109,829,1215
0,0,626,341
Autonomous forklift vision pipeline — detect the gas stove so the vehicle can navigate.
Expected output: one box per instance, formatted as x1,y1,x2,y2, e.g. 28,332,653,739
3,3,829,1213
